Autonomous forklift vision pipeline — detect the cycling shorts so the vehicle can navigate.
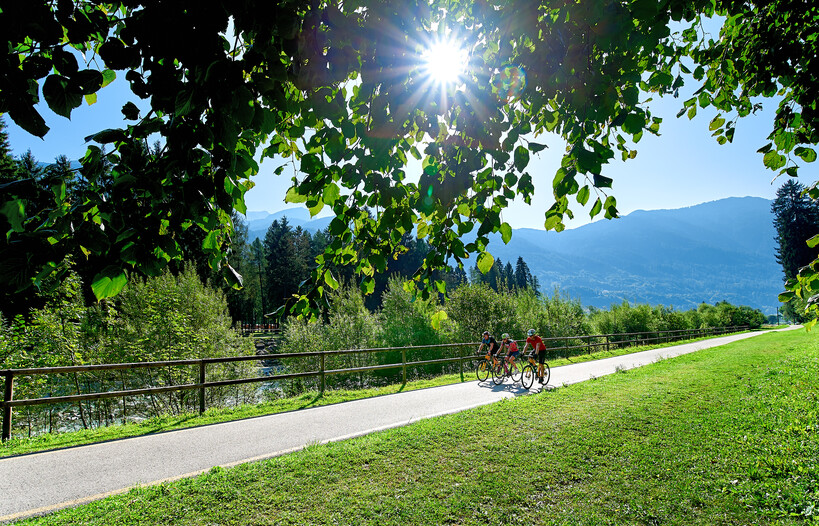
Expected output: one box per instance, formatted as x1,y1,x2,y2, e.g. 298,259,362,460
507,350,520,359
533,349,546,364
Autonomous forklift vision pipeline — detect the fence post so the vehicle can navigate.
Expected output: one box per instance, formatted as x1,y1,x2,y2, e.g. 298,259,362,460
2,372,13,442
320,352,326,394
605,335,610,353
587,336,591,355
402,348,407,386
199,360,206,415
459,346,464,382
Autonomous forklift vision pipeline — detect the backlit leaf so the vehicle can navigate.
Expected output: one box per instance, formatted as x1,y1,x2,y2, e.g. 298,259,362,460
477,251,494,274
500,223,512,244
91,267,128,300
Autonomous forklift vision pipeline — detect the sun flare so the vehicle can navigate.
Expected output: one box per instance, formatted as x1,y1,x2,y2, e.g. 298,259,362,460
422,38,468,86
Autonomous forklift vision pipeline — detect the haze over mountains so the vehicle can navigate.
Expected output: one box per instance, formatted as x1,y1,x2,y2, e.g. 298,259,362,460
245,197,782,315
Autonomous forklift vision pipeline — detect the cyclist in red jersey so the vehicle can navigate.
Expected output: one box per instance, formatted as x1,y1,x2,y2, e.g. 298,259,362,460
522,328,547,383
501,333,519,367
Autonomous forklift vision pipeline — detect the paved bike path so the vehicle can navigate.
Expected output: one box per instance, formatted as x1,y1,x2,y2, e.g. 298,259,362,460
0,329,791,522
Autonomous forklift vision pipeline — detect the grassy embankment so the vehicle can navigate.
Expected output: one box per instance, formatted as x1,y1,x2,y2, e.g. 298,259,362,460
0,331,747,458
13,329,819,525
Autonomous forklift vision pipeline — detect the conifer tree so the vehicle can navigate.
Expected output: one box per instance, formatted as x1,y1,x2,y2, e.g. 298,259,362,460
772,180,819,282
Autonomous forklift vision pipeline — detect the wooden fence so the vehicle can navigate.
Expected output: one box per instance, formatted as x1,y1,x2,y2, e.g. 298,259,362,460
0,325,748,441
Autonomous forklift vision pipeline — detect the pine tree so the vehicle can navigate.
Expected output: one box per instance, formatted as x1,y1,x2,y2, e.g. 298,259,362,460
772,180,819,281
263,217,314,316
515,257,533,290
0,116,19,180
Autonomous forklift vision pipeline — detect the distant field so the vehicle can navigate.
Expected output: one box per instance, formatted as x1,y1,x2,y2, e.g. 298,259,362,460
15,329,818,525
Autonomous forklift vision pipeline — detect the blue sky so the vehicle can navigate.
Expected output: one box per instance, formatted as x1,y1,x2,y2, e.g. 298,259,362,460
5,70,814,231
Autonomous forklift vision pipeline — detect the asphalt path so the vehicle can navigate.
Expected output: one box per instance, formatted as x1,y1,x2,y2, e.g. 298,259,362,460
0,328,792,522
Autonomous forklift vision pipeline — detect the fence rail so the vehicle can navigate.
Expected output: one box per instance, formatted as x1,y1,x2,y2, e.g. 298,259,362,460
0,325,748,441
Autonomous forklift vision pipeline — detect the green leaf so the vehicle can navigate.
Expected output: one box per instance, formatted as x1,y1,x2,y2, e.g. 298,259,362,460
8,105,49,138
175,89,196,116
622,113,645,134
514,145,530,172
43,74,83,118
430,310,448,330
307,198,325,217
285,186,309,204
577,185,590,206
324,270,339,290
224,264,244,290
500,222,512,244
370,253,387,272
593,174,613,188
1,200,26,233
91,267,128,300
417,221,430,239
322,183,341,205
544,213,561,230
529,142,548,153
807,234,819,248
101,69,116,88
84,128,126,144
604,196,618,218
202,231,219,250
708,115,725,131
795,147,817,163
763,151,786,170
360,276,375,295
121,101,140,120
477,251,494,274
778,291,796,302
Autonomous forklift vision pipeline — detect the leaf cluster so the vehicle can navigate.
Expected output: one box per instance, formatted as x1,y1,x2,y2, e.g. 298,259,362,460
1,1,817,318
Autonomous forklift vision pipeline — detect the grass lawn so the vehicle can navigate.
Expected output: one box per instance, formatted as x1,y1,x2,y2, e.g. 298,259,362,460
0,331,745,458
13,329,819,525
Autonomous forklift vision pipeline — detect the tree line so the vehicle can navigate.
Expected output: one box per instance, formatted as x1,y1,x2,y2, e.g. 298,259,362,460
0,262,766,439
222,214,540,324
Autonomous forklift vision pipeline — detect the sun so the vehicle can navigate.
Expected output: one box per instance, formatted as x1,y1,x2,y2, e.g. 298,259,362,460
421,38,468,86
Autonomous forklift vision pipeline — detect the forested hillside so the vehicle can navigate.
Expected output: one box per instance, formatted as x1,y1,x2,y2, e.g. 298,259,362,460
246,197,781,315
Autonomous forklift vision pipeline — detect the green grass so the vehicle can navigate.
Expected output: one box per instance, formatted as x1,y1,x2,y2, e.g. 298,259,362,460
0,331,749,459
13,329,818,525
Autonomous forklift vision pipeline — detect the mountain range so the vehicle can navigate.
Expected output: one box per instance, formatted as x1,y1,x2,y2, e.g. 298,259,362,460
244,196,783,314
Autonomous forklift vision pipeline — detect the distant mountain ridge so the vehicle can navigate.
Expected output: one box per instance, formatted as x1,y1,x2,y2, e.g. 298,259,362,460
486,197,780,314
245,197,782,314
244,209,332,241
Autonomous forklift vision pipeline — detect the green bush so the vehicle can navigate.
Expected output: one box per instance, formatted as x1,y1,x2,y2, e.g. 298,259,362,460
379,277,442,347
1,266,254,439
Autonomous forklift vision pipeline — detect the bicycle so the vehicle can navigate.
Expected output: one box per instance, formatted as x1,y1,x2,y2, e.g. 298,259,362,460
520,351,550,389
491,353,523,385
475,351,499,382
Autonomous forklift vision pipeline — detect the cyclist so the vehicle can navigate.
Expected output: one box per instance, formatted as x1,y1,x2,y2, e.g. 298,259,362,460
477,330,501,363
501,333,520,367
522,328,547,384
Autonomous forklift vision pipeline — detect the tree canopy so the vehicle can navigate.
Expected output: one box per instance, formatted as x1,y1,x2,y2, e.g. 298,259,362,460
1,1,817,318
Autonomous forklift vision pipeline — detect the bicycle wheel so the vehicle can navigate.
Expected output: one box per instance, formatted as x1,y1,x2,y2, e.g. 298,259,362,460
509,361,522,382
542,363,551,386
491,361,505,385
476,359,491,382
521,365,536,389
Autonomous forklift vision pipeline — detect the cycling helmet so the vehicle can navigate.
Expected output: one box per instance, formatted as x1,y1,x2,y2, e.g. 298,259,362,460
527,329,535,336
482,330,490,336
501,333,510,340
